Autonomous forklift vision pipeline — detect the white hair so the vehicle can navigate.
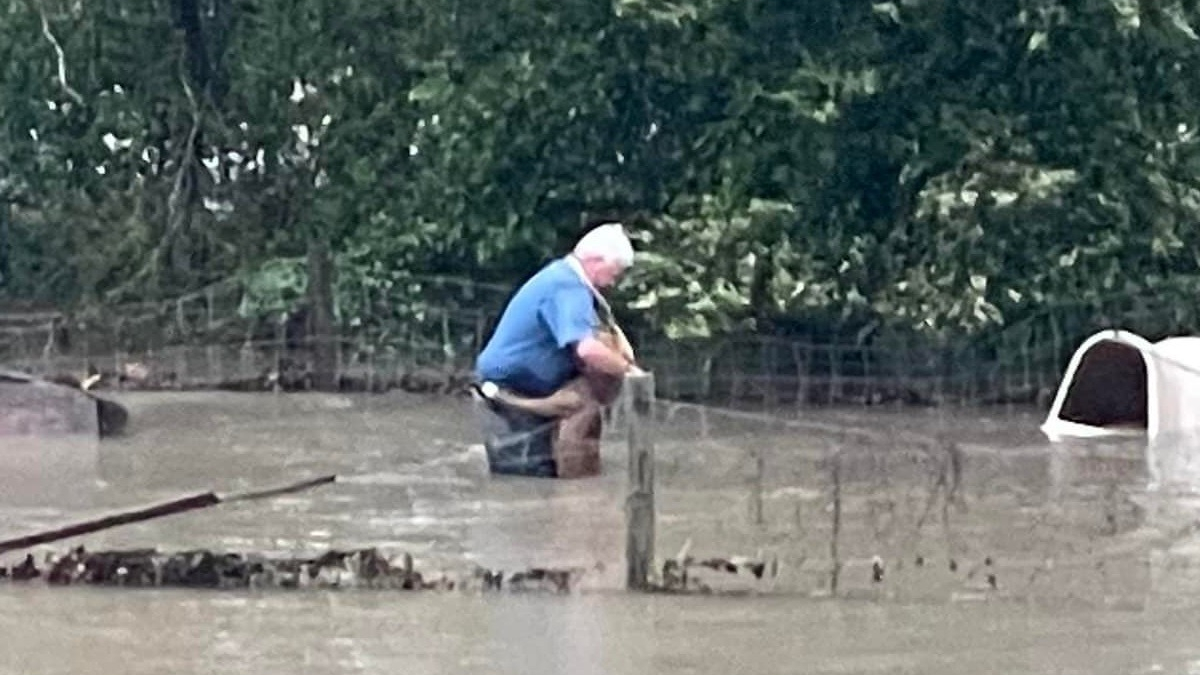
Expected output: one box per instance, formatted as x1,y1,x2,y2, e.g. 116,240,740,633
573,223,634,267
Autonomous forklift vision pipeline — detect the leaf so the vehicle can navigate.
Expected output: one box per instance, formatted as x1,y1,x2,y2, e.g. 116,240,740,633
629,290,659,310
408,77,447,103
747,198,796,215
1027,31,1048,52
871,2,901,24
1165,4,1198,40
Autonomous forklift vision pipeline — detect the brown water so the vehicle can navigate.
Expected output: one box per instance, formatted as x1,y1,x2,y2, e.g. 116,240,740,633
2,391,1200,675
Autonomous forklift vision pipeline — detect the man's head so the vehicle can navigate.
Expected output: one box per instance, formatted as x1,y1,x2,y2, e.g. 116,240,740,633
572,223,634,289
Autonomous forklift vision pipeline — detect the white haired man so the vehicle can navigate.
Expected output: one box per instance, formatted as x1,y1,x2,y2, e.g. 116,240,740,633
472,223,642,478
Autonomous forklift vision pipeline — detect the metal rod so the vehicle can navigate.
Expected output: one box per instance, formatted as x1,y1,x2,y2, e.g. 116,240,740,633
0,475,336,555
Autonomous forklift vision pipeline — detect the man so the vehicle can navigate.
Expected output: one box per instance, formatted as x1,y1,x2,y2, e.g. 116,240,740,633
473,222,641,478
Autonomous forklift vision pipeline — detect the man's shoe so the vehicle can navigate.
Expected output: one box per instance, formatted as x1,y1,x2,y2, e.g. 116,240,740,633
471,381,500,400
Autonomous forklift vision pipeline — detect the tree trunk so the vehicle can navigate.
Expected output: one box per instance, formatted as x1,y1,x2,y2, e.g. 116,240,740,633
307,236,337,391
0,201,10,289
174,0,213,95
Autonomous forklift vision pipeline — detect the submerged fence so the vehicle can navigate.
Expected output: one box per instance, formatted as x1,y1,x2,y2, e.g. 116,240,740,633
0,275,508,392
0,283,1174,409
607,377,1192,602
5,270,1195,411
3,280,1199,602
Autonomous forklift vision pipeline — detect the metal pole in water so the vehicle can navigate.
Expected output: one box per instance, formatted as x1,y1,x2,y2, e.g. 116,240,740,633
625,371,656,592
752,447,765,526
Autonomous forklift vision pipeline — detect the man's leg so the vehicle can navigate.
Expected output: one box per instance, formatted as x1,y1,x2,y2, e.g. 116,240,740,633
472,373,625,478
472,394,558,478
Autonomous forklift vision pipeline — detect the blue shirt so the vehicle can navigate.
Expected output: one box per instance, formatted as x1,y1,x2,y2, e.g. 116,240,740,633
475,258,598,397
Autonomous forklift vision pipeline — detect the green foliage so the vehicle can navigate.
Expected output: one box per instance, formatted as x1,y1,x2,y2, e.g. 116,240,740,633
236,257,308,319
624,195,814,338
2,0,1199,348
235,249,509,356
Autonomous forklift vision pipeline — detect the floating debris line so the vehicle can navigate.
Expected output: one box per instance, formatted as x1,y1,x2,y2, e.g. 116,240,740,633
654,539,780,594
0,546,591,593
0,543,781,595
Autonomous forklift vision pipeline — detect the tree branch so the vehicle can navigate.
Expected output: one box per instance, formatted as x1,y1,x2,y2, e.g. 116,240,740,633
107,55,203,300
34,0,84,106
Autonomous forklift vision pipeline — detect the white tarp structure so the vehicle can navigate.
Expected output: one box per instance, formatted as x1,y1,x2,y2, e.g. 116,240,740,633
1041,329,1200,491
1041,329,1200,441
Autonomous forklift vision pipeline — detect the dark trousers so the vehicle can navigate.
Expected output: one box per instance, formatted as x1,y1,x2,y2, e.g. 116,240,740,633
473,396,558,478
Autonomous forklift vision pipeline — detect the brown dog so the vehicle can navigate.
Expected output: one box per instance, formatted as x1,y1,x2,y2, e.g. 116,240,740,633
481,327,632,478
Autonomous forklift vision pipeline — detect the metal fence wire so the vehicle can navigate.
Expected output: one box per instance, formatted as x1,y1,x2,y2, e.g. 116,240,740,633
597,397,1159,600
3,282,1200,603
1,274,1196,407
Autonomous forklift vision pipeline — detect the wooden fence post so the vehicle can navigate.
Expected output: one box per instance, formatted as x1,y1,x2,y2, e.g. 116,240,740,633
829,448,843,595
205,286,221,385
174,300,188,384
625,371,656,592
273,313,286,393
751,444,765,526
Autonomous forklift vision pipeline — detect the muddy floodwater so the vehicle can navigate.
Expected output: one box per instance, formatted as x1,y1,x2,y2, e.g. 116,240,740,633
3,391,1200,675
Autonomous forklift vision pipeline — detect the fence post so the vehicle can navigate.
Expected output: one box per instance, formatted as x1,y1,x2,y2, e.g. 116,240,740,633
112,317,125,382
763,338,779,408
828,447,843,595
40,316,57,374
205,286,221,385
794,341,809,409
174,300,188,384
828,345,839,406
273,314,286,393
752,444,765,526
625,371,656,592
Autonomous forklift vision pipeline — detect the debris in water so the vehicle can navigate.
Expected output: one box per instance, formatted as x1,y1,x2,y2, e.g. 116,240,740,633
656,539,779,594
871,555,885,583
1,546,591,594
4,554,41,581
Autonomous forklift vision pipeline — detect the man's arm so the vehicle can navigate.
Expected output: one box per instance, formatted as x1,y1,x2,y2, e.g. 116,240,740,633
575,334,634,376
541,287,636,377
475,381,587,418
591,293,638,369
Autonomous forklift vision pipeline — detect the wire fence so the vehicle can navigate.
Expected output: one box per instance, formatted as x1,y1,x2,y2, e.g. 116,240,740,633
598,341,1198,600
0,274,509,391
3,280,1200,602
597,394,1165,599
2,271,1196,409
0,295,1087,407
